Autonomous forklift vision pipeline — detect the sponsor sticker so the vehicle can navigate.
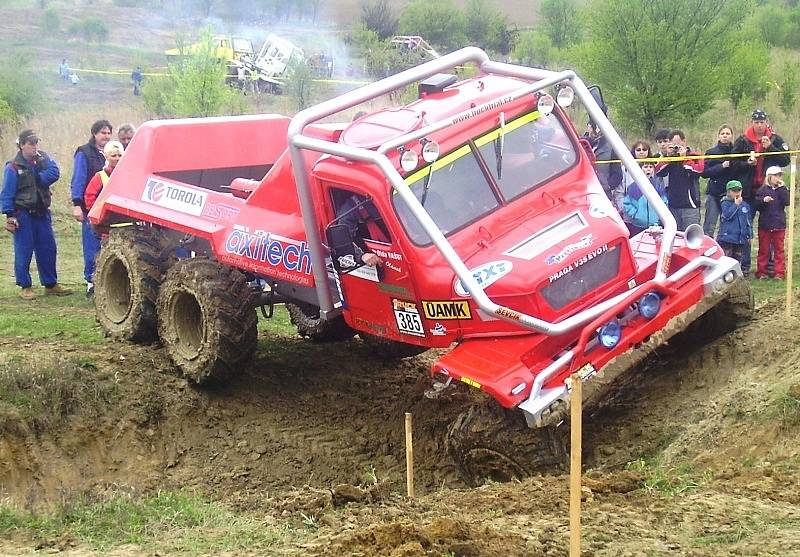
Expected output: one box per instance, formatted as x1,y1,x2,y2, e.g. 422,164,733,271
548,244,610,283
460,376,482,389
430,323,447,336
421,300,472,320
392,299,425,337
225,230,312,275
142,178,207,216
545,234,593,265
495,307,522,321
454,260,513,297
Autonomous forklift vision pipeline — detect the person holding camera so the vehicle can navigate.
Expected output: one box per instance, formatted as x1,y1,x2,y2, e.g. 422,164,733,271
1,130,73,300
655,130,704,229
730,109,790,275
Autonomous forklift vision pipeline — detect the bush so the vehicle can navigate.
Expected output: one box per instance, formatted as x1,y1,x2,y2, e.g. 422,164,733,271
67,17,109,43
399,0,467,50
143,30,247,118
40,6,60,33
0,61,38,126
360,0,398,40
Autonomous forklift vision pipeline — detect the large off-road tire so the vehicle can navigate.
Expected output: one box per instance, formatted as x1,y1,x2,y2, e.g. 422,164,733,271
94,228,174,343
446,403,567,487
285,302,356,342
673,278,754,347
157,258,258,385
359,333,429,359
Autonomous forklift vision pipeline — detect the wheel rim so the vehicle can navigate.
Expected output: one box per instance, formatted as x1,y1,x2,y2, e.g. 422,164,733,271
172,290,204,360
103,257,133,324
462,448,529,485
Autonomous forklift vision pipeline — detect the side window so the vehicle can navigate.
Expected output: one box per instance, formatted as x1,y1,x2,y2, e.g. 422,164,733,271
330,188,391,244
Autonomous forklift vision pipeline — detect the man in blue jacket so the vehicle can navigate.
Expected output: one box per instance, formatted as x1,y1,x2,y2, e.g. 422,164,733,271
1,130,73,299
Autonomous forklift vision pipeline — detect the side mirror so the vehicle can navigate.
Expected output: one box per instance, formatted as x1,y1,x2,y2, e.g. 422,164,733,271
326,223,360,273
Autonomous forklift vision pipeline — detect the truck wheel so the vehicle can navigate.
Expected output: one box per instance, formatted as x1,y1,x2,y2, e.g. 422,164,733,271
157,258,258,385
94,228,173,343
673,278,754,347
446,403,567,487
285,302,356,342
359,333,429,359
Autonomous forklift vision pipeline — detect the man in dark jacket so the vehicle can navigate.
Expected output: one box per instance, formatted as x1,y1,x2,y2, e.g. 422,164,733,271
1,130,73,299
71,119,112,295
655,130,704,229
585,121,623,211
730,109,790,274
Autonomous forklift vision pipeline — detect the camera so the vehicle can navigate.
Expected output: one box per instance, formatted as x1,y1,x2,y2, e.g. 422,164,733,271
669,144,680,154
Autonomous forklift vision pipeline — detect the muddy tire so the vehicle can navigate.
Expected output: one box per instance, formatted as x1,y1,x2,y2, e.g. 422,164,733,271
94,228,174,343
446,403,567,487
157,258,258,385
674,278,754,346
359,333,429,359
285,302,356,342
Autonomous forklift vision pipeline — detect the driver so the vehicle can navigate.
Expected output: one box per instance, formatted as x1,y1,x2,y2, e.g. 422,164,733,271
334,192,387,267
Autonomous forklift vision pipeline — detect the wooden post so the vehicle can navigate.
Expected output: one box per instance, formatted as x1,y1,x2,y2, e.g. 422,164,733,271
405,412,415,498
786,155,797,318
569,373,582,557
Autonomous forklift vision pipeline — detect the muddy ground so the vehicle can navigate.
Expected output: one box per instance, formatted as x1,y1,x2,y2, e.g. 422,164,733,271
1,297,800,556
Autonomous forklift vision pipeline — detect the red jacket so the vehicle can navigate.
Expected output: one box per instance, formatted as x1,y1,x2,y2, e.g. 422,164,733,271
84,165,114,211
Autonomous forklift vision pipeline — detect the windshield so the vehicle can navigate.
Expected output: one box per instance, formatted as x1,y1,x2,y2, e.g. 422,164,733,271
393,110,577,245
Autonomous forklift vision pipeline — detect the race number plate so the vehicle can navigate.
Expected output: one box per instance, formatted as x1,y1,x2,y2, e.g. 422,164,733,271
392,299,425,337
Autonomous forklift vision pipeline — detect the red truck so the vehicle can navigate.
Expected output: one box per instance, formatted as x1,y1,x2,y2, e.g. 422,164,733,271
89,48,751,485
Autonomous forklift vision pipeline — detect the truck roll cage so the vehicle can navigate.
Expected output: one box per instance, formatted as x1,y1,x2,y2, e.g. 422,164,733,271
287,47,723,335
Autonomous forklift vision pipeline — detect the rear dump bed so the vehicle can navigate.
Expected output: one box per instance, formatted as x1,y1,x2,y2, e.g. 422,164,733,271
88,114,295,231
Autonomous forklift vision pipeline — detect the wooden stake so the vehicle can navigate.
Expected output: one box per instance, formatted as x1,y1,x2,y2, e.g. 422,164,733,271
569,374,583,557
405,412,415,498
786,155,797,318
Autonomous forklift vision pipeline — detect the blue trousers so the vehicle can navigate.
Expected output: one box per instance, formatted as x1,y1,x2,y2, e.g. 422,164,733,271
12,209,58,288
81,216,102,283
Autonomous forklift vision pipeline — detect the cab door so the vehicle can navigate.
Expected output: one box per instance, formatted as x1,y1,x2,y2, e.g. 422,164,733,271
326,187,426,343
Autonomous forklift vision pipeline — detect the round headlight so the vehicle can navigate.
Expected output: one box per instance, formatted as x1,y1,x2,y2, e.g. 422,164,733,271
557,86,575,107
421,140,440,163
400,149,419,172
537,93,555,116
638,292,661,320
598,320,622,349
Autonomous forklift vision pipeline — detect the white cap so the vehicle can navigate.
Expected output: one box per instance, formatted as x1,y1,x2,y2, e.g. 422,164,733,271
765,166,783,177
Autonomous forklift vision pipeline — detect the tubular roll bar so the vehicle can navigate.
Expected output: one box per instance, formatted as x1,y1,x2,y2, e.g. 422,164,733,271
287,47,683,335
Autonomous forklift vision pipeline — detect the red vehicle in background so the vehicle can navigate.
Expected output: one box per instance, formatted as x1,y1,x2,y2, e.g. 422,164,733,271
89,48,751,485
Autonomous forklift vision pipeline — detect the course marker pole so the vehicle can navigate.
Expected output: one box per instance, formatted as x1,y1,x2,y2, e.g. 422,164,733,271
787,155,797,318
569,374,582,557
405,412,415,498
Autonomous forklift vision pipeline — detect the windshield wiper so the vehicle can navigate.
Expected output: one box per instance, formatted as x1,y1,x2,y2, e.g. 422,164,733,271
494,112,506,179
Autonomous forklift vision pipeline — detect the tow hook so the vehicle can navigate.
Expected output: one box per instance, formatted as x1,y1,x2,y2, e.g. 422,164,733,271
425,371,455,399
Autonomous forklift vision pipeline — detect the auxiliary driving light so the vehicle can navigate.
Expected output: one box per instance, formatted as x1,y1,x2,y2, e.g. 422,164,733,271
537,93,555,115
421,139,440,163
399,148,419,172
556,86,575,107
638,292,661,320
598,321,622,349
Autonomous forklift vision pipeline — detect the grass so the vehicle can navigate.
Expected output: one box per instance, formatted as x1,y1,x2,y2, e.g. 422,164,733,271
772,387,800,427
0,490,284,553
0,356,116,433
626,458,712,499
693,515,800,548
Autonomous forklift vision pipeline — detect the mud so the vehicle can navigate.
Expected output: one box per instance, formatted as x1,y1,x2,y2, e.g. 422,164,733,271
1,298,800,556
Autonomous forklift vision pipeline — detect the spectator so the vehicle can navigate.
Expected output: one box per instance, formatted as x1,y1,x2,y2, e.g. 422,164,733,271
71,119,112,296
701,125,736,237
730,109,790,275
131,66,143,96
59,58,69,80
717,180,752,266
655,130,704,229
754,166,789,279
84,140,123,213
654,128,672,158
584,121,623,212
117,123,136,150
621,140,654,234
1,130,72,299
249,67,260,94
623,161,667,236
